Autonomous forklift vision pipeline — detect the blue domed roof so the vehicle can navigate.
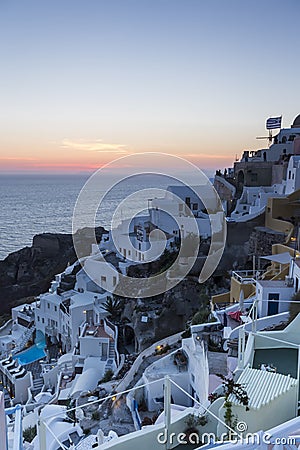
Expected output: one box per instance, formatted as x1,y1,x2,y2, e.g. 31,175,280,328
292,115,300,128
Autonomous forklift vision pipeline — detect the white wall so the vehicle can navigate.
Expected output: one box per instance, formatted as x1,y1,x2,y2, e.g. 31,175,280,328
286,156,300,194
256,281,294,318
35,293,60,335
217,383,298,435
79,335,110,359
84,259,119,292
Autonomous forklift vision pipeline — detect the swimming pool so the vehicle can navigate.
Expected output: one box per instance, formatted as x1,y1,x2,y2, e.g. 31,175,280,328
13,338,46,365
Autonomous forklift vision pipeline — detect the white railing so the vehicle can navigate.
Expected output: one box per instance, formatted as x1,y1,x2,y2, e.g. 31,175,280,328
104,319,120,367
12,325,35,355
104,319,115,340
232,270,264,284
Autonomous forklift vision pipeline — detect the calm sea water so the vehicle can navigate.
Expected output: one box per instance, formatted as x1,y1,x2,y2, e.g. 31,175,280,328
0,173,179,260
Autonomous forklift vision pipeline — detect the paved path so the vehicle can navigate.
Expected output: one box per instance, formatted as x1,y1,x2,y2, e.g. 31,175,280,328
128,342,182,390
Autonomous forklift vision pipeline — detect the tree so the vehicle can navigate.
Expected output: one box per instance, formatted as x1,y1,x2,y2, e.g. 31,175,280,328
101,296,124,320
216,373,249,432
289,290,300,323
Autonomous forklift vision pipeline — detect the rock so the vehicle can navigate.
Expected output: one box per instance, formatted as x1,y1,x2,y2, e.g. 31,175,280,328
0,226,107,314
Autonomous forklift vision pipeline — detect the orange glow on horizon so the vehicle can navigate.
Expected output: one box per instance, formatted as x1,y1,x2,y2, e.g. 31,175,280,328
0,151,237,174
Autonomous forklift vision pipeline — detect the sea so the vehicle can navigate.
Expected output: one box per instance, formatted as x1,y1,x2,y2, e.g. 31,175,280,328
0,172,190,261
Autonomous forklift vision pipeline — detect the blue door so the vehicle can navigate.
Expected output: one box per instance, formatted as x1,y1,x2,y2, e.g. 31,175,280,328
267,293,279,315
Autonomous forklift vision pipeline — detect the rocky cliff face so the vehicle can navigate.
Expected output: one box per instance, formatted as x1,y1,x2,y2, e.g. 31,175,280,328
0,211,280,347
120,277,216,352
0,227,107,313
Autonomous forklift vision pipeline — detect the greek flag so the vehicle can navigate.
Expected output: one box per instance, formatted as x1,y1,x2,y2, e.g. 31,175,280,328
266,116,282,130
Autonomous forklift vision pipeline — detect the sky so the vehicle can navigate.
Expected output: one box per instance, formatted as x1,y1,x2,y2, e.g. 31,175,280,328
0,0,300,174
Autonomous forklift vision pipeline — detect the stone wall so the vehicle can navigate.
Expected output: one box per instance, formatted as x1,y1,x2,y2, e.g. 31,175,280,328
248,226,286,257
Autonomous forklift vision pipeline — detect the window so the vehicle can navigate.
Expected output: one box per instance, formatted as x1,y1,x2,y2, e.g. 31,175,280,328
101,276,107,283
42,318,44,324
192,203,198,210
113,276,117,286
37,316,40,322
47,303,50,309
54,306,57,312
289,171,291,179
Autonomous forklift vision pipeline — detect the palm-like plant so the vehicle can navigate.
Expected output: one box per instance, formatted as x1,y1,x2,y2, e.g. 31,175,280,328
101,296,124,320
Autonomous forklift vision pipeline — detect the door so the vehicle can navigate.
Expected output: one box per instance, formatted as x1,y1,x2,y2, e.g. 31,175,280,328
267,293,279,316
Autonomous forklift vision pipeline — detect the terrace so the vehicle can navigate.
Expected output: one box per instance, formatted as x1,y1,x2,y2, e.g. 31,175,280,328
231,269,264,284
83,324,111,339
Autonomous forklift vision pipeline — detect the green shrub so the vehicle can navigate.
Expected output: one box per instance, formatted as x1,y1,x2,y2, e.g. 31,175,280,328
191,309,211,325
101,369,113,383
289,291,300,323
181,328,191,339
92,410,101,421
23,425,37,443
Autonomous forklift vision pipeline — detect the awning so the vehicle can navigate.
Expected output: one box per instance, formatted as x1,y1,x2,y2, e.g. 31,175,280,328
228,367,297,410
260,252,292,265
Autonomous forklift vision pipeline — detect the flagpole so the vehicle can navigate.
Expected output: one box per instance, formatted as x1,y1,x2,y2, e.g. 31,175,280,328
268,129,272,147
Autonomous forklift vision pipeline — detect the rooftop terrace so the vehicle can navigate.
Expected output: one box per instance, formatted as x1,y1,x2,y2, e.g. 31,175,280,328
83,324,111,339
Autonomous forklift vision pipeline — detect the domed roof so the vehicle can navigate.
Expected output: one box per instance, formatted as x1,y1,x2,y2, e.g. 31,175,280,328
292,114,300,128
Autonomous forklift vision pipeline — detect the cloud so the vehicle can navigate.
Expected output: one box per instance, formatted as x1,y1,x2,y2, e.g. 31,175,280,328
0,157,37,161
61,139,130,154
184,153,234,160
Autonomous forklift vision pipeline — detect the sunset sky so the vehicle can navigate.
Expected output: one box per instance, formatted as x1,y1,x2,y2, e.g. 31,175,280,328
0,0,300,174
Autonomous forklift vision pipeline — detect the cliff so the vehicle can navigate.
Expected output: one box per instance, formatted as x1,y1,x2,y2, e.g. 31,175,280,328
0,227,107,314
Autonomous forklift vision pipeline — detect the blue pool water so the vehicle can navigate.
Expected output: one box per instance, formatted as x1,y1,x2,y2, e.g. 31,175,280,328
13,334,46,365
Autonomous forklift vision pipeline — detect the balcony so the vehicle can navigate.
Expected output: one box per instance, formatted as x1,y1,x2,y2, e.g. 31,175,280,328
232,270,264,284
45,325,58,337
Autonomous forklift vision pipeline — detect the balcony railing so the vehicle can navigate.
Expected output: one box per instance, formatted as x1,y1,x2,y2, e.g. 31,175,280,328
232,270,264,284
45,325,58,337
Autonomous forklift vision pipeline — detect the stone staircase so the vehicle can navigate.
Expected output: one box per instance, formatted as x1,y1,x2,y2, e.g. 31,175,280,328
109,341,115,358
31,377,44,396
12,325,35,355
104,341,116,373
